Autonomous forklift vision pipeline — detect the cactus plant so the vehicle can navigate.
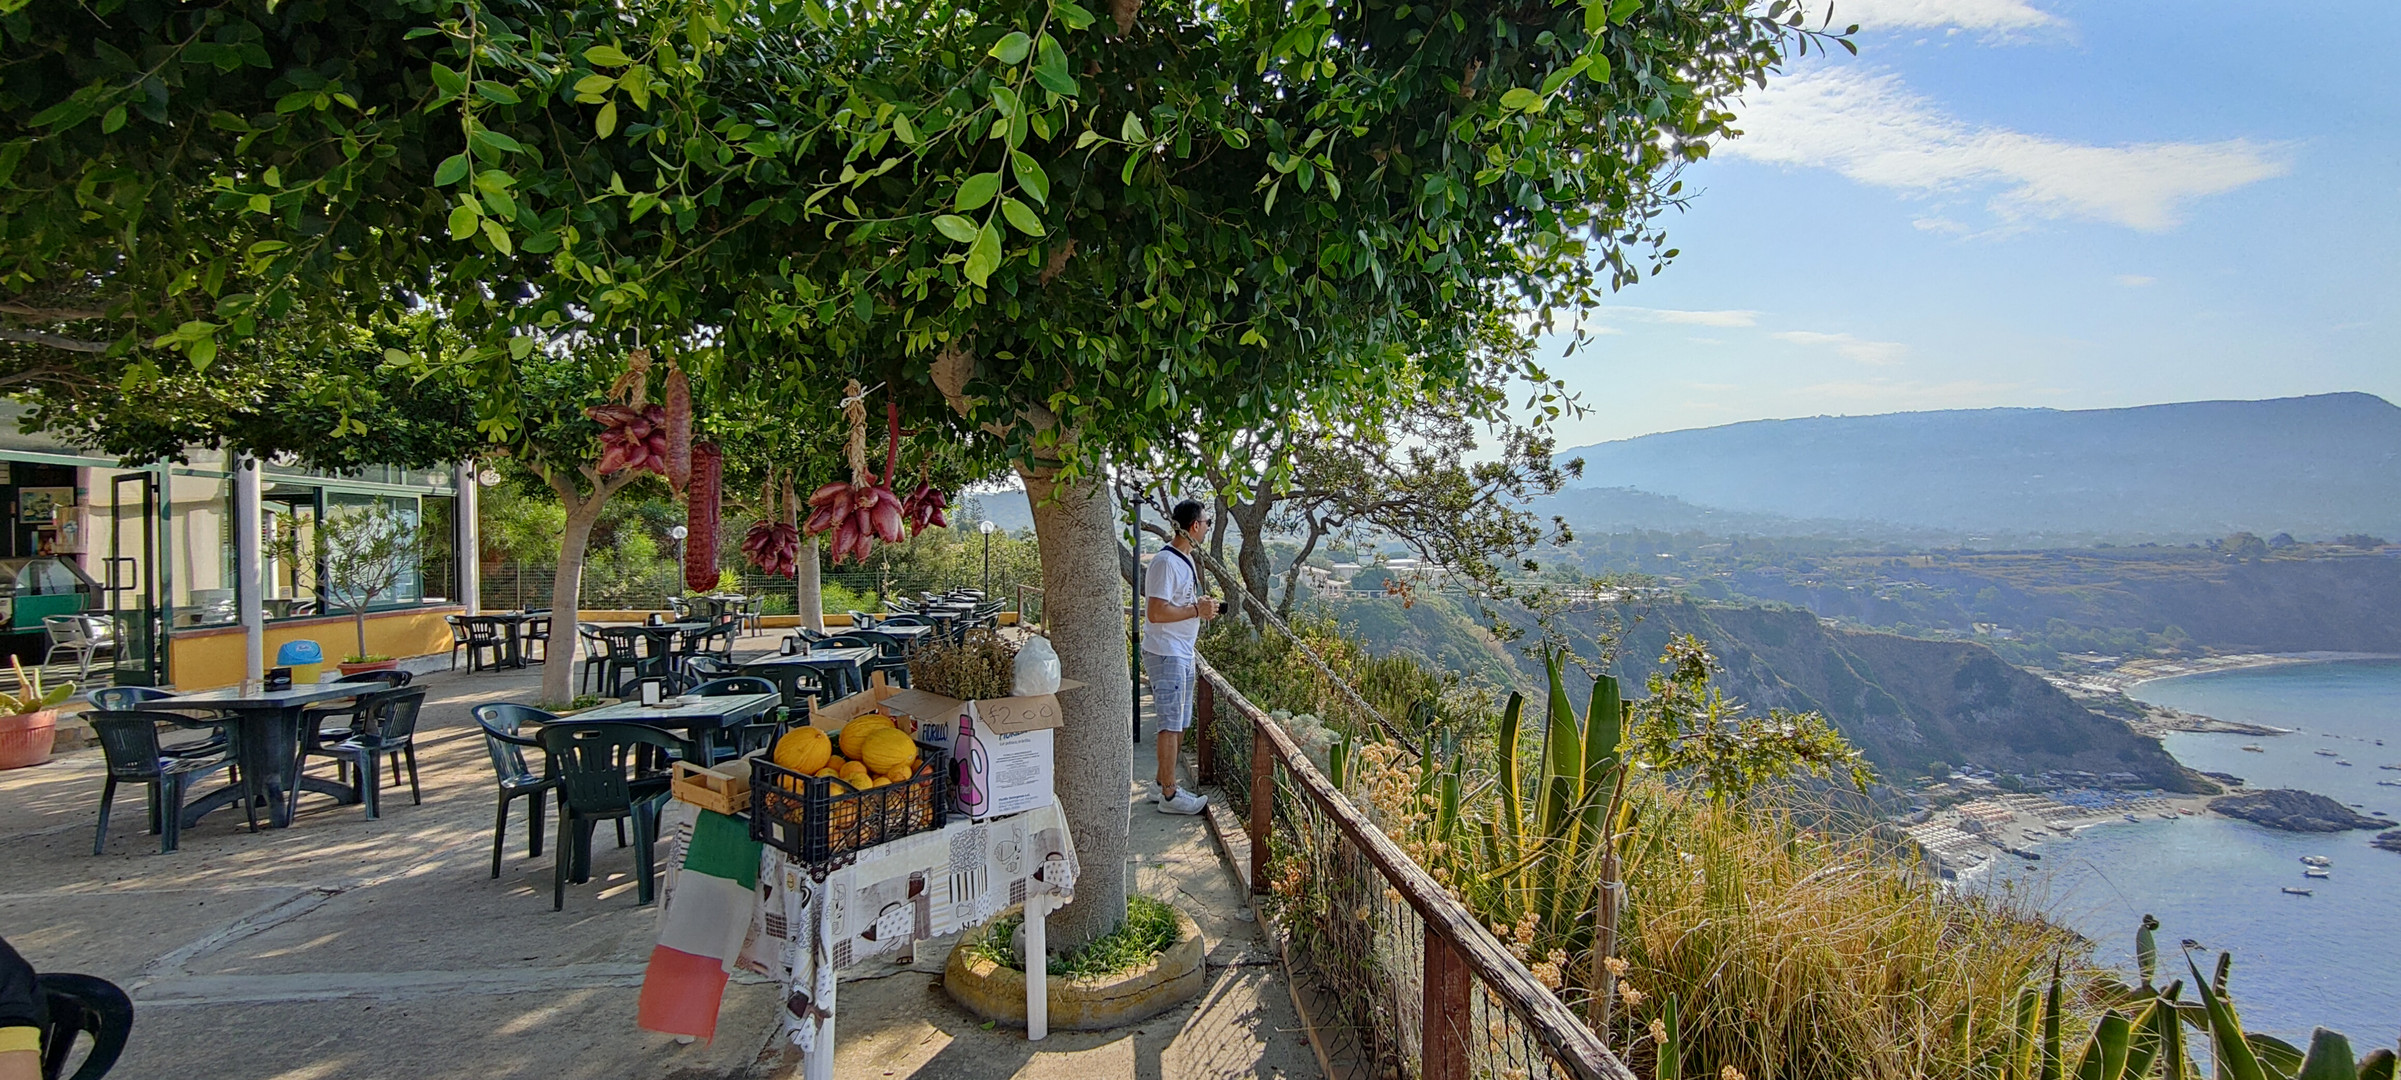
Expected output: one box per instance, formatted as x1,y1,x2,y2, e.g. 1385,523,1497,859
0,657,74,716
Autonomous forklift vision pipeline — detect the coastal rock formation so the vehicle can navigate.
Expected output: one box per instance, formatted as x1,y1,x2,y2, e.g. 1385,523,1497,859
1600,600,2210,791
2374,829,2401,854
2209,789,2386,832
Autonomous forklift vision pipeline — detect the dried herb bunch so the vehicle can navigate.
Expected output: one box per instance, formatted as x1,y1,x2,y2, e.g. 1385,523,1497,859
909,629,1019,700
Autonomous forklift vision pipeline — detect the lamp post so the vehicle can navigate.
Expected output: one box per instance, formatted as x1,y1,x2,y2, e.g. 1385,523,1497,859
668,525,689,594
978,519,996,595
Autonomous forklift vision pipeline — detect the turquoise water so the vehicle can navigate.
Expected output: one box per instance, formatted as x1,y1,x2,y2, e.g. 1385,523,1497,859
1981,660,2401,1047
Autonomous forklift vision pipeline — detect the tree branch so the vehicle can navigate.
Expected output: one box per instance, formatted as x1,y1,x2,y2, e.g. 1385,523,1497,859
0,327,110,354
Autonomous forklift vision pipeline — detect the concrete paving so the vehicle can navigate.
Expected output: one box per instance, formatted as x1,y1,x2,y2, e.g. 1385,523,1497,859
0,633,1318,1080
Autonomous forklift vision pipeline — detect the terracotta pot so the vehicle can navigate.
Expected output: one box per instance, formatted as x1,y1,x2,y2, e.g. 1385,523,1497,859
0,709,59,770
337,659,401,677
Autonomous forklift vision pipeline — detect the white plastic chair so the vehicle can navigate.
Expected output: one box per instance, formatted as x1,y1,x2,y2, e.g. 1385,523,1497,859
42,614,114,678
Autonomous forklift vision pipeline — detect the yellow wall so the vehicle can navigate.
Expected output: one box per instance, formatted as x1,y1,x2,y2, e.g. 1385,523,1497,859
166,607,459,690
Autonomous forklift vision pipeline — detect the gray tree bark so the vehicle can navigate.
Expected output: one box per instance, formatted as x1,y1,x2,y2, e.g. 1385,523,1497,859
1020,459,1131,951
538,466,637,705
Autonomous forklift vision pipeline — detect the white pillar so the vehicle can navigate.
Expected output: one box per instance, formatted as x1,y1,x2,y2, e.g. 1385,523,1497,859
454,463,481,615
235,455,265,681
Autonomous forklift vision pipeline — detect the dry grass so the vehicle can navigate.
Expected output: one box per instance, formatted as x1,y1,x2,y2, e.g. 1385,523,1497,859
1607,788,2083,1080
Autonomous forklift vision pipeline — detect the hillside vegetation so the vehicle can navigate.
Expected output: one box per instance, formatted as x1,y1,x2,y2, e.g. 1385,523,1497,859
1548,393,2401,541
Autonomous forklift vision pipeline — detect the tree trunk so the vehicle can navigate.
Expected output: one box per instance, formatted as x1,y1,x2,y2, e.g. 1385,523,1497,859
541,487,607,705
1228,493,1274,631
797,535,824,633
1019,459,1131,952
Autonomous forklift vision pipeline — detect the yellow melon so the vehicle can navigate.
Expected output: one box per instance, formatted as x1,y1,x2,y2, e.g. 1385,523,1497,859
773,726,832,775
878,759,917,784
838,760,871,786
858,727,917,778
838,715,894,760
813,766,840,779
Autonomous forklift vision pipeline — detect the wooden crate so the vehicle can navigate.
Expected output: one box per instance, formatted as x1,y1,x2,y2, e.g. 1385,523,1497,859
671,760,751,816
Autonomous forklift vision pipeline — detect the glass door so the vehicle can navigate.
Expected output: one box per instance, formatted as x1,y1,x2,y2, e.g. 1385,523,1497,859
106,472,161,686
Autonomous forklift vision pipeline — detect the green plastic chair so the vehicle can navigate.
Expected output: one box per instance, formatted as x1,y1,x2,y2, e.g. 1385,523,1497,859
536,721,681,910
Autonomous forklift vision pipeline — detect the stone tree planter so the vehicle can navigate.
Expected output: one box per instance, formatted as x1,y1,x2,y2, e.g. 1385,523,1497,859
0,708,60,769
945,902,1206,1031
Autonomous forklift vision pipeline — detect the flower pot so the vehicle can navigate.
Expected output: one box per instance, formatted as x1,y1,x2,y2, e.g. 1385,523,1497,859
337,659,400,677
0,709,59,770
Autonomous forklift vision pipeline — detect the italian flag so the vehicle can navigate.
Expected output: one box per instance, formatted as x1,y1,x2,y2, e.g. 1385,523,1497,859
637,810,760,1040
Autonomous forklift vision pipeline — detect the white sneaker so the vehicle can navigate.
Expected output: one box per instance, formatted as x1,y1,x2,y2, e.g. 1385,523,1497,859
1158,788,1208,815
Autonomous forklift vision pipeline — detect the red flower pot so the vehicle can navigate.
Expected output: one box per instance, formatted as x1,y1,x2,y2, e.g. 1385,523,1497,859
336,659,400,677
0,709,59,770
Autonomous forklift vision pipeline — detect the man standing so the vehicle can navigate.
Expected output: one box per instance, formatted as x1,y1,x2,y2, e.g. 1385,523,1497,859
1144,499,1218,814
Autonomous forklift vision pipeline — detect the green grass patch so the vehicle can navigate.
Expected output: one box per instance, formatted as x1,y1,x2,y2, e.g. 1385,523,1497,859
968,894,1180,979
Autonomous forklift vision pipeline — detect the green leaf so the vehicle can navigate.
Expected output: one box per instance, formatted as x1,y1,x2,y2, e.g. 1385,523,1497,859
573,74,617,96
434,153,471,187
1074,129,1104,149
101,104,128,133
1001,196,1045,236
1221,127,1251,149
956,171,1003,212
1033,63,1081,97
990,32,1032,65
595,100,619,137
1054,0,1097,30
508,336,535,360
187,337,216,370
429,63,467,96
1500,87,1545,112
1263,179,1279,214
475,81,522,105
448,203,480,240
933,215,981,243
1609,0,1641,22
1010,151,1050,205
965,221,1003,286
480,218,514,255
1121,111,1149,142
584,45,634,68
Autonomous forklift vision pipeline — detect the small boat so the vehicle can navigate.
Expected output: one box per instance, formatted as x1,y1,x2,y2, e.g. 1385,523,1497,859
2304,867,2331,879
2338,760,2355,766
2380,764,2401,771
2283,887,2314,896
2242,745,2265,753
2178,808,2196,815
2124,813,2141,822
2302,855,2332,867
2315,749,2341,757
2378,780,2401,788
2159,812,2178,819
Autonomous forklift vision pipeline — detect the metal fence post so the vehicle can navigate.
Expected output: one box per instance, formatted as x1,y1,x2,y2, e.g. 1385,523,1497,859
1424,926,1472,1080
1194,675,1216,786
1248,715,1272,895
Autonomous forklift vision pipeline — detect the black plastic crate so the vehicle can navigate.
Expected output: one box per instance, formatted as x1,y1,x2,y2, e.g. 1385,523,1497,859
749,736,949,870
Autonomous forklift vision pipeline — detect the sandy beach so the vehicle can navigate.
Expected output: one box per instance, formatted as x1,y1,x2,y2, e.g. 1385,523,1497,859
1904,789,2220,879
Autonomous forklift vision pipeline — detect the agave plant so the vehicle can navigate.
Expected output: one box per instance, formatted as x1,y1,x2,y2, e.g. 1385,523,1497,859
0,657,75,717
1993,915,2398,1080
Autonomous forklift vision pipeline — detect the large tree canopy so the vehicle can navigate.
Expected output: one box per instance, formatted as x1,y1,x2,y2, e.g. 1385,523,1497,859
4,0,1843,948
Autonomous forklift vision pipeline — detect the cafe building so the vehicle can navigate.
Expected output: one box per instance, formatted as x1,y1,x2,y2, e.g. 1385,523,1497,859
0,403,480,691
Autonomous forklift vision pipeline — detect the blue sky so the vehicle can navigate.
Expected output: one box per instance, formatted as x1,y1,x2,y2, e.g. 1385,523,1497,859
1540,0,2401,448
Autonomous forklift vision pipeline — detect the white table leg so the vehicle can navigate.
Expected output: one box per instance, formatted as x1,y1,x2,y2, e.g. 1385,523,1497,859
805,978,836,1080
1024,892,1049,1042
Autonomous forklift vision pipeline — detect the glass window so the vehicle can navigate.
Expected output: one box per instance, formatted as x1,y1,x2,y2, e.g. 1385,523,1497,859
168,473,235,626
323,492,424,610
420,495,457,604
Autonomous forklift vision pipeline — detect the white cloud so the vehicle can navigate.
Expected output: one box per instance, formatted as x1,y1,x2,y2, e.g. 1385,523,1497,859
1773,330,1910,366
1830,0,2059,33
1722,67,2290,232
2115,274,2156,287
1596,306,1761,328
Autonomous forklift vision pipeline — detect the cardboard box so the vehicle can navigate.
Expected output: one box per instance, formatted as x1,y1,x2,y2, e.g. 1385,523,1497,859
808,681,912,734
879,679,1083,820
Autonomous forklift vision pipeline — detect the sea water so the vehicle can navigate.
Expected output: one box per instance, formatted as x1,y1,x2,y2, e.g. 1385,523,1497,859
1979,660,2401,1047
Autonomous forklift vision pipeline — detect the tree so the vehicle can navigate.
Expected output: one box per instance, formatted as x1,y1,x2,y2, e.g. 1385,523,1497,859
319,501,424,662
10,0,1844,951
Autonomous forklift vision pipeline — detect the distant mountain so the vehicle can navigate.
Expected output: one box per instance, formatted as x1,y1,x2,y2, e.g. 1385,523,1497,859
1551,393,2401,540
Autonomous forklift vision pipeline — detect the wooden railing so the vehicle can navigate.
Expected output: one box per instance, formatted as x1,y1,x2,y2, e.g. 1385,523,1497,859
1194,656,1634,1080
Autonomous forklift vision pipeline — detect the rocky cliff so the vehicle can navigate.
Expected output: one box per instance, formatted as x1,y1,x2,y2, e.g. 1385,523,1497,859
1596,600,2208,792
2209,789,2386,832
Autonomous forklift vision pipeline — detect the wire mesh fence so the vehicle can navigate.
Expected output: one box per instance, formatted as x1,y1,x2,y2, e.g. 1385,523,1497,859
1195,662,1633,1080
477,561,1038,615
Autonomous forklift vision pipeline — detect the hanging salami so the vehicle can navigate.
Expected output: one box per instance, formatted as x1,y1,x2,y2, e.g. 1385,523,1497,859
685,441,722,593
663,366,693,491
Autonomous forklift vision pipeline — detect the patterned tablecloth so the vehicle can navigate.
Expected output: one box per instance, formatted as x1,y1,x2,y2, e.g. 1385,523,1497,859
638,800,1077,1057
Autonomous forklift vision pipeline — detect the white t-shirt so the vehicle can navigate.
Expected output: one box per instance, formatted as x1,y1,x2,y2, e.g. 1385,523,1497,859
1143,546,1201,659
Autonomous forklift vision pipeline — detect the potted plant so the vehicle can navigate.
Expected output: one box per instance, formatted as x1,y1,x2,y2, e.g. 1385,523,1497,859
0,658,75,769
319,503,423,675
